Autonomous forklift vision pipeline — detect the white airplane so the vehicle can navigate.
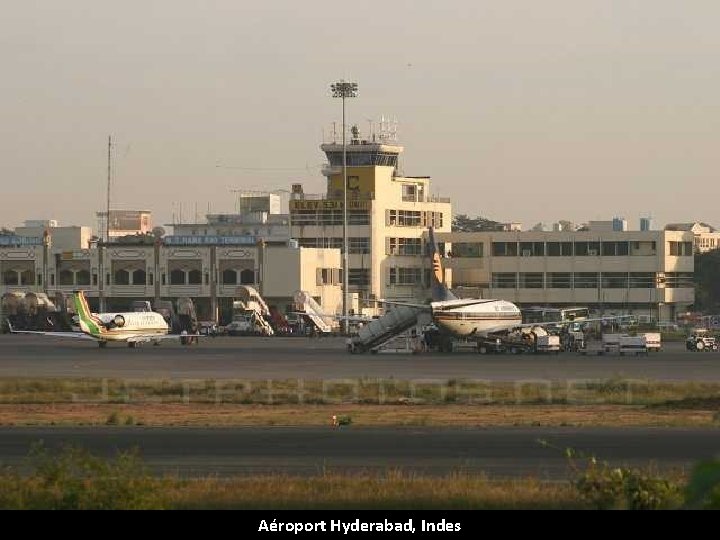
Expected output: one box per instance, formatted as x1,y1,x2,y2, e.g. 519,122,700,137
380,227,628,338
8,290,199,348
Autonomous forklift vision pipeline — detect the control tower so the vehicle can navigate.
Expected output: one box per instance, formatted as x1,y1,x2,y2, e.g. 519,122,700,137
289,121,452,305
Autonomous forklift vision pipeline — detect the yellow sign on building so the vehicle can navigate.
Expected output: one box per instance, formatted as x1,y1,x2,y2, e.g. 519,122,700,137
290,200,370,211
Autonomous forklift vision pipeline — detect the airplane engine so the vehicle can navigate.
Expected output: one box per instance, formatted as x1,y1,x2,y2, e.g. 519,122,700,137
112,314,126,328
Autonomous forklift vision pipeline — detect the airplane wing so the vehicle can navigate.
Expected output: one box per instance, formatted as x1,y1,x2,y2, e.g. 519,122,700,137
8,329,98,341
373,299,431,312
288,311,370,323
484,315,634,334
126,333,203,343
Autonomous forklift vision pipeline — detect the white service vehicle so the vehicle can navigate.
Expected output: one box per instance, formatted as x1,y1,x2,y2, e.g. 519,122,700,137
642,332,662,352
686,331,718,352
601,333,624,353
619,335,649,356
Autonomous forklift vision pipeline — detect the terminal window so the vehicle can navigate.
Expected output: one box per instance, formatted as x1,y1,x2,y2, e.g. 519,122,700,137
349,268,370,286
389,267,422,286
664,272,693,288
547,272,572,288
601,241,629,256
601,272,628,289
574,242,600,256
668,241,693,256
397,210,422,227
451,242,483,258
520,242,545,256
349,237,370,254
492,242,518,256
629,273,655,288
547,242,573,256
519,273,543,288
492,272,517,288
387,237,422,256
574,272,599,289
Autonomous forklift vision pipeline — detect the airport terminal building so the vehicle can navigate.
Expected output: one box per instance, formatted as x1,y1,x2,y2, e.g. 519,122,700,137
0,229,342,323
435,228,696,321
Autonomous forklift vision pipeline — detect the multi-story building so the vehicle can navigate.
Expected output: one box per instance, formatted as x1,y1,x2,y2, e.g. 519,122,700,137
95,210,153,240
664,222,720,254
436,229,695,321
289,134,452,306
1,232,342,324
170,193,291,243
14,221,92,250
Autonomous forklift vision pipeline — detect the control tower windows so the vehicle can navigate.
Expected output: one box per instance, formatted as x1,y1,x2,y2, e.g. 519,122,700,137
325,152,398,168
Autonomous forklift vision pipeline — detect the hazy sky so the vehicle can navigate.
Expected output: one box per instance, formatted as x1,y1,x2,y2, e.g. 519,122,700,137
2,1,719,231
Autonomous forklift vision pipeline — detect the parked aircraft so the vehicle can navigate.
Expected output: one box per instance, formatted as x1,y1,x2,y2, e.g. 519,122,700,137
380,228,627,338
8,290,199,348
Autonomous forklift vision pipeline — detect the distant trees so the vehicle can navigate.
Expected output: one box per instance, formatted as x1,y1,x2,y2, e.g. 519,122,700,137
451,214,503,232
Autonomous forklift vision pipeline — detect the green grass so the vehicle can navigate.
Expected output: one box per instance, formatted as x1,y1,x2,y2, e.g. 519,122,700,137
1,377,720,407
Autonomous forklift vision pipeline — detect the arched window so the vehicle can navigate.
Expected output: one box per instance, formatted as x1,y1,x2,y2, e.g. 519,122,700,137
240,269,255,285
132,269,146,285
188,269,202,285
20,270,34,286
114,269,130,285
59,270,74,286
76,270,91,286
222,269,237,285
170,269,185,285
3,270,18,286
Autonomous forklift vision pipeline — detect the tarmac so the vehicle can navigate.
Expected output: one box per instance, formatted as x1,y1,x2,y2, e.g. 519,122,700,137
1,426,718,478
0,335,718,381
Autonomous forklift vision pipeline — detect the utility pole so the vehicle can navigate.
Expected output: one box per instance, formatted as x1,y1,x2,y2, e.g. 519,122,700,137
106,135,112,243
330,80,358,334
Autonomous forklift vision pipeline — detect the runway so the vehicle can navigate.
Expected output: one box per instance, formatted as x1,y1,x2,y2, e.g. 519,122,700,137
0,335,718,381
1,426,718,478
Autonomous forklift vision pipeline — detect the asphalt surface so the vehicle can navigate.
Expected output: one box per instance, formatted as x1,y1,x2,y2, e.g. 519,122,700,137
0,335,718,381
1,426,718,478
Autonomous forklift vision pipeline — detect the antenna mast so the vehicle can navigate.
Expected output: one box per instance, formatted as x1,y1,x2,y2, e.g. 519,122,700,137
106,135,112,243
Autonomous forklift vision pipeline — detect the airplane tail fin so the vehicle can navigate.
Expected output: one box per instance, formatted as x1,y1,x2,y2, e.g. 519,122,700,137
72,290,104,335
428,227,457,302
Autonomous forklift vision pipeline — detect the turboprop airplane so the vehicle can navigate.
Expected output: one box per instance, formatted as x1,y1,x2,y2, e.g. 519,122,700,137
379,228,628,338
8,290,199,348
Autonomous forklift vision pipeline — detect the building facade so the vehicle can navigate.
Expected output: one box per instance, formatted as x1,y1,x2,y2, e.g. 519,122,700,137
664,222,720,254
0,235,342,324
436,229,696,321
289,137,452,307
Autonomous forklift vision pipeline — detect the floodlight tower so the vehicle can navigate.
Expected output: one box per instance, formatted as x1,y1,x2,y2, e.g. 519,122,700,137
330,80,358,334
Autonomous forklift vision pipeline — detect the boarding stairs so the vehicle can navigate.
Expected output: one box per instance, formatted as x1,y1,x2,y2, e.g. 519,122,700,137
348,305,421,353
236,286,275,336
292,291,334,334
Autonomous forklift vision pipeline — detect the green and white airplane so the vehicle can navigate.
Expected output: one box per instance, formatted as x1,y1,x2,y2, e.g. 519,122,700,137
9,290,198,348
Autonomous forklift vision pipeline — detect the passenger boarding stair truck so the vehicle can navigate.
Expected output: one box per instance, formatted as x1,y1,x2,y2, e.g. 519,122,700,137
292,291,335,334
227,286,275,336
348,305,420,354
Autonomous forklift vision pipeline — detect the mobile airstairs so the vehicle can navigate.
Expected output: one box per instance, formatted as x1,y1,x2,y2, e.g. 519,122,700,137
233,285,275,336
292,291,335,334
347,305,427,354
